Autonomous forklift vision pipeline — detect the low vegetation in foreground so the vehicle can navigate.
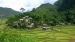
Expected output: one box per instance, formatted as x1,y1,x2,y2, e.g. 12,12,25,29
0,20,75,42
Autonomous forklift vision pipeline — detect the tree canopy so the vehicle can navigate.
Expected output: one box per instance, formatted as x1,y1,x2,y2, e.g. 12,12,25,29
6,0,75,28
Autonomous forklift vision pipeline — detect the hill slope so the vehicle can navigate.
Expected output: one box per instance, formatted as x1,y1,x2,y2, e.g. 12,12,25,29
6,3,62,28
0,7,20,18
54,0,75,23
6,1,75,28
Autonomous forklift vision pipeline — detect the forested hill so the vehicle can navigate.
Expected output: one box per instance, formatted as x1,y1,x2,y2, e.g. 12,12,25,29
27,3,62,24
54,0,75,24
6,0,75,28
54,0,75,11
6,3,62,28
0,7,20,18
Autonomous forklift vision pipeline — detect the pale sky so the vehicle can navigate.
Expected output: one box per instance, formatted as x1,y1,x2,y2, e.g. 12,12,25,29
0,0,57,11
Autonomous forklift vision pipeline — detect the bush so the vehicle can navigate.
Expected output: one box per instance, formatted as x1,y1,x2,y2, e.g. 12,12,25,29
0,33,38,42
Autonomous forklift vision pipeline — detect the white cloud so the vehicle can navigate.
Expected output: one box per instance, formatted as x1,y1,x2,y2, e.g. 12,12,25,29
0,0,57,11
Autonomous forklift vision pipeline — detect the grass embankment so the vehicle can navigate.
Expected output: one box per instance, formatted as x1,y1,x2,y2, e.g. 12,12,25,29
0,20,75,42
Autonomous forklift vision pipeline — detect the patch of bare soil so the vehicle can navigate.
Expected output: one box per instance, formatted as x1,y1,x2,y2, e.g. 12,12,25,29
69,39,75,42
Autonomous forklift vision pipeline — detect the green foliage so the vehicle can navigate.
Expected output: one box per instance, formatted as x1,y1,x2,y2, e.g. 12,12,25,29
54,0,75,24
6,3,61,28
58,0,75,11
0,25,75,42
0,20,75,42
7,0,75,28
0,33,38,42
54,0,63,6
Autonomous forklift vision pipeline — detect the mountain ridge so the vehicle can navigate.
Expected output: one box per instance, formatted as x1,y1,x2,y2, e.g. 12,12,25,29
0,7,20,18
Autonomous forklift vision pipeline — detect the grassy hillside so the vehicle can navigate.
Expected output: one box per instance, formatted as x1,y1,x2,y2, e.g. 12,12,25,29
0,7,20,18
0,20,75,42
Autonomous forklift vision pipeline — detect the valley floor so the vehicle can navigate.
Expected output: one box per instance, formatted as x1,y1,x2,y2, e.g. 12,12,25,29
0,20,75,42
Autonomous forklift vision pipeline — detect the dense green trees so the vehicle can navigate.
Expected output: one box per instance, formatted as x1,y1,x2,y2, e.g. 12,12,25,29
54,0,63,6
6,3,60,28
57,0,75,11
55,0,75,24
6,0,75,29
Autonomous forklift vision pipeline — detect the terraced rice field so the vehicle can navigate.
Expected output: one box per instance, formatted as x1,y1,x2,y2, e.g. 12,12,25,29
0,20,75,42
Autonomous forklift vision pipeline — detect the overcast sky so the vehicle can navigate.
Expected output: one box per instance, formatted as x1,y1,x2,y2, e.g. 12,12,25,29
0,0,57,11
